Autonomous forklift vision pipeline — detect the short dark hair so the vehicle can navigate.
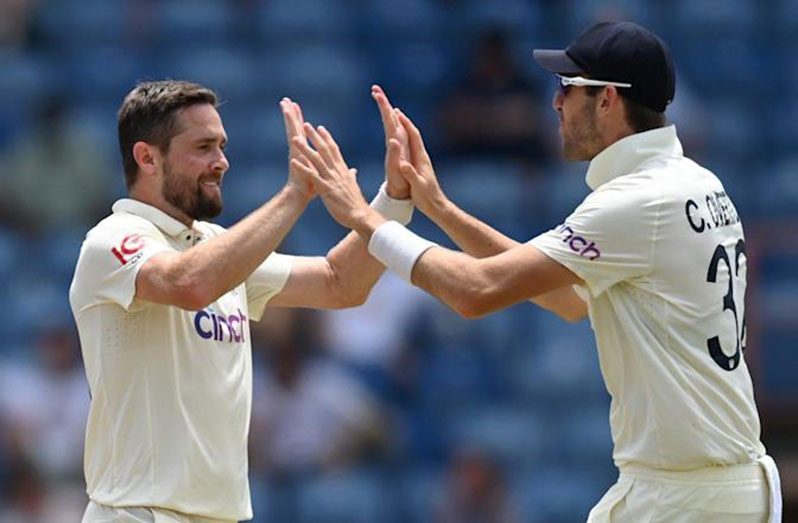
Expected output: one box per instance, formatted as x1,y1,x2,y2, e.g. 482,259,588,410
620,95,666,133
584,86,666,133
117,80,218,189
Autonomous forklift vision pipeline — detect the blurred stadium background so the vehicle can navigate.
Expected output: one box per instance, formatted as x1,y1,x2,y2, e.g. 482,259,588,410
0,0,796,521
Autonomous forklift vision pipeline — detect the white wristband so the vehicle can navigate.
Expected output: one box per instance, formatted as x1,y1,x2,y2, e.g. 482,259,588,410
370,182,414,225
368,221,437,283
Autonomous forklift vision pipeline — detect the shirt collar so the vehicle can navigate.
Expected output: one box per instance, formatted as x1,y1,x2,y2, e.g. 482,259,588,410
111,198,197,238
585,125,683,190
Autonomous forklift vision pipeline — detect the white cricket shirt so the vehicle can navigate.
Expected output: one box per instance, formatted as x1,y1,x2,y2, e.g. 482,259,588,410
69,199,292,520
530,126,766,471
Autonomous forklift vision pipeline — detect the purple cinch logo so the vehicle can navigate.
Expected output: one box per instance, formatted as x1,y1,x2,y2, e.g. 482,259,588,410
194,308,247,343
557,224,601,260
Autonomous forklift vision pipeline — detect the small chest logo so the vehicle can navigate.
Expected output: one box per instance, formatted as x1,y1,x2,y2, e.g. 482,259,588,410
194,308,247,344
557,224,601,260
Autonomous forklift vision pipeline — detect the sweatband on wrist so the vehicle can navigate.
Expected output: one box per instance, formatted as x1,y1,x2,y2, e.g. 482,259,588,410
368,221,437,283
370,182,414,225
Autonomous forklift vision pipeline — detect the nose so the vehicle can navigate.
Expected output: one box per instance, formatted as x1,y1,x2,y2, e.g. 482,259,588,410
552,89,564,111
212,150,229,173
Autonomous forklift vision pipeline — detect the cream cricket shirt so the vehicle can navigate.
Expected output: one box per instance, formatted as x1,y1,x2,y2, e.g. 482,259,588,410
69,199,292,520
530,126,766,471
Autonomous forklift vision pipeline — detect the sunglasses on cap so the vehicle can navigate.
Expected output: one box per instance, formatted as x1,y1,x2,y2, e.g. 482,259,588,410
556,74,632,96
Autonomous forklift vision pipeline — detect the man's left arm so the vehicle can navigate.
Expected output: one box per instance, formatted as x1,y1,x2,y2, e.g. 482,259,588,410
268,184,414,310
267,97,413,310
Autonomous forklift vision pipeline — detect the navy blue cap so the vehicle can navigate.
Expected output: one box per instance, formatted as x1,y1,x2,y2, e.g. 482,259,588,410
533,21,675,113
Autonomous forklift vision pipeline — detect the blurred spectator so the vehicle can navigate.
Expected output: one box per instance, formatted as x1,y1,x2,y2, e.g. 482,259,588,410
0,95,114,234
250,308,389,477
0,0,37,49
438,28,555,168
436,447,520,523
0,453,85,523
0,324,89,481
0,455,47,523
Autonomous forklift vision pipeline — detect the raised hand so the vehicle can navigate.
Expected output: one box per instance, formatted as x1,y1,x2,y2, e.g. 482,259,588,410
371,85,411,199
394,109,449,219
280,97,316,199
291,123,372,231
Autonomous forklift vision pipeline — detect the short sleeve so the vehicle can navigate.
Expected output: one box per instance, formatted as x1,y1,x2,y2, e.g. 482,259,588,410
245,253,293,320
528,180,661,298
69,219,172,313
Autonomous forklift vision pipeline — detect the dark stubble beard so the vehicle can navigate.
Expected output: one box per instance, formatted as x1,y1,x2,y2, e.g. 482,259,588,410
562,97,603,162
162,160,223,221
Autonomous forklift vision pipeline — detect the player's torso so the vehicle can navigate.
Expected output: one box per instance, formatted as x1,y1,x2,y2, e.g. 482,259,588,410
591,159,764,469
80,220,253,515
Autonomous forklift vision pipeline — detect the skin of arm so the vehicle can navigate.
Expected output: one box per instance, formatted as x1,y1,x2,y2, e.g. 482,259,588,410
136,183,313,311
294,125,586,321
392,105,588,321
424,200,587,322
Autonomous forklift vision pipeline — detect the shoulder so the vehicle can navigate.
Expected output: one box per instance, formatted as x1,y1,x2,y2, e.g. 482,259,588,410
77,213,169,271
85,212,163,245
579,172,663,217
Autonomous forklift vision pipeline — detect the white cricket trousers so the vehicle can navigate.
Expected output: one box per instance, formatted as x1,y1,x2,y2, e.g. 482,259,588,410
82,500,237,523
587,455,782,523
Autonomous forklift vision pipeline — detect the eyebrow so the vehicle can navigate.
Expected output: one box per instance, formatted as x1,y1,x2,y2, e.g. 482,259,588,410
194,135,228,147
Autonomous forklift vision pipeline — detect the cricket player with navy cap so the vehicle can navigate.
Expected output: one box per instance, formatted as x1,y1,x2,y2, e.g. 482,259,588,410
296,21,782,523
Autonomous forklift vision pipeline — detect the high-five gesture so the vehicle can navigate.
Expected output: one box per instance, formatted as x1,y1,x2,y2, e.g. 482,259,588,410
280,97,315,200
371,85,411,199
393,110,449,219
292,123,376,232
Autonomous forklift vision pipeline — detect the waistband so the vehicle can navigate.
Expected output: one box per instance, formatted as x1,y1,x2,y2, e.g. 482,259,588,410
619,460,765,484
620,456,781,523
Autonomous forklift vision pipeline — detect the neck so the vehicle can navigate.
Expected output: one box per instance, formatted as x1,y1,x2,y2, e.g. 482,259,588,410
599,119,635,156
128,184,194,227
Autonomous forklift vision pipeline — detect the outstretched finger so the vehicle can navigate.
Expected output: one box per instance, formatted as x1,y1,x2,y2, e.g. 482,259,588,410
399,160,422,185
386,138,403,174
304,123,338,168
292,136,328,176
280,98,294,144
281,98,301,143
396,109,432,166
372,84,399,142
316,125,345,165
291,102,307,139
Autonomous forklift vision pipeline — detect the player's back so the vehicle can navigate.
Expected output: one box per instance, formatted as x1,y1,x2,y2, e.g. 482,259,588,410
592,154,765,471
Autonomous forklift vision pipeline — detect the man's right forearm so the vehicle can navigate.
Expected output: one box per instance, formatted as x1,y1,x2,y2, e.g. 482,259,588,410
170,184,310,307
427,200,520,258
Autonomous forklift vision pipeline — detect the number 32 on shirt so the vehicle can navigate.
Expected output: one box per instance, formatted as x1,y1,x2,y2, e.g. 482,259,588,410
706,239,746,371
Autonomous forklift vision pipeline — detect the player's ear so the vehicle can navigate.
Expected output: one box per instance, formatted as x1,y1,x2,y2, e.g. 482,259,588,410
600,86,613,108
132,141,159,177
597,86,621,116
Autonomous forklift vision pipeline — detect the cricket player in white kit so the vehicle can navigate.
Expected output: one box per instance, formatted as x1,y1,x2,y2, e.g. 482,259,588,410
294,22,782,523
69,81,414,521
